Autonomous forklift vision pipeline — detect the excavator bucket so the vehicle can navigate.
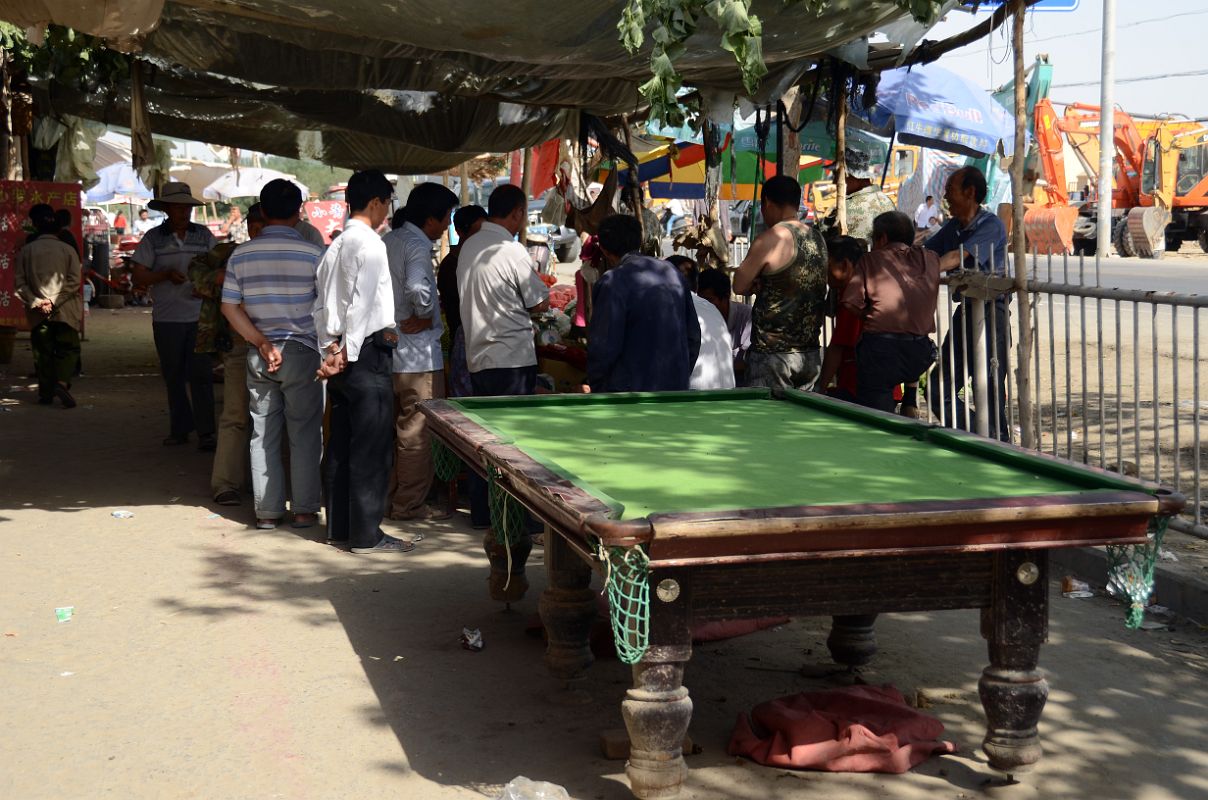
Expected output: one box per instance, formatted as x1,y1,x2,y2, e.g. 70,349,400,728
1126,206,1171,259
1023,205,1079,255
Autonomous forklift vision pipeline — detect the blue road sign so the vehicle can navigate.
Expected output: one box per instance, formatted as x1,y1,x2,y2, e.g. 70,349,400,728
975,0,1080,11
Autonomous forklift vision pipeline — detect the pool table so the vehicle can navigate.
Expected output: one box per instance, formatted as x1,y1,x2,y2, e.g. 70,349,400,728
420,388,1182,799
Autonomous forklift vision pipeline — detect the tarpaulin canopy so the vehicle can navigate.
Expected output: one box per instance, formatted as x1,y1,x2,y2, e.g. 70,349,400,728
4,0,948,171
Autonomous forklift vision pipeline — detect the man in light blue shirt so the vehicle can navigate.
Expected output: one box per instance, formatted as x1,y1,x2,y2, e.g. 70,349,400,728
382,182,458,521
924,166,1011,441
221,179,324,530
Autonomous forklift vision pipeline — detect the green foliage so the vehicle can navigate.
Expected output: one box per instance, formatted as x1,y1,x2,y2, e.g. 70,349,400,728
618,0,946,127
0,23,129,92
262,155,352,199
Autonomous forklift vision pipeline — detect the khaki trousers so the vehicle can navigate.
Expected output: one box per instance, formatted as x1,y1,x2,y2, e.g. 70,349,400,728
388,369,445,516
211,339,250,497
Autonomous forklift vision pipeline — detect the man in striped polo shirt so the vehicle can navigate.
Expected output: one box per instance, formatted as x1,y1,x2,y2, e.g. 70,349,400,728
131,182,218,449
221,179,324,531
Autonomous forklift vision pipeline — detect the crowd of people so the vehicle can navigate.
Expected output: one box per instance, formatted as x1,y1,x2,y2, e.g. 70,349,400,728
13,158,1010,551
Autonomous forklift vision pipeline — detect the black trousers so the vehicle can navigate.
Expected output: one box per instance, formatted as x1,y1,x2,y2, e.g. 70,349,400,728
31,319,81,400
468,366,537,527
324,338,394,548
855,333,937,414
152,321,215,439
926,298,1011,441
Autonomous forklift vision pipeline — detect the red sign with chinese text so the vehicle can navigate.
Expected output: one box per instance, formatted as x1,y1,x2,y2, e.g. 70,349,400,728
303,201,347,244
0,181,84,329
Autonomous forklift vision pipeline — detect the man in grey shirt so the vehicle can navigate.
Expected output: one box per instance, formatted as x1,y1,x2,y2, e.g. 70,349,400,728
131,182,218,449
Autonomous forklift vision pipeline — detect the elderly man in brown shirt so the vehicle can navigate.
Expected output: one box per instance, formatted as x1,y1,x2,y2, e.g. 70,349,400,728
841,210,940,413
16,203,82,408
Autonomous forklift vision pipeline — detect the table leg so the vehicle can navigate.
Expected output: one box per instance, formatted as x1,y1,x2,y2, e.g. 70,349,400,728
623,571,692,800
483,530,532,604
979,550,1049,776
538,526,596,688
827,614,879,667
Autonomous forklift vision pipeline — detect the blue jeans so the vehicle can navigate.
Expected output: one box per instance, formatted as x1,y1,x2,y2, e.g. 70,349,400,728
247,341,324,519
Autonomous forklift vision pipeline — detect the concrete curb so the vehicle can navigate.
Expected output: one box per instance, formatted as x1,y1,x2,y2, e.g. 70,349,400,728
1052,546,1208,625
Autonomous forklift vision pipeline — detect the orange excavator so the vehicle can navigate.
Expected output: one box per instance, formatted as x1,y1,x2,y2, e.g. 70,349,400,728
1052,104,1208,257
1021,98,1080,254
1034,101,1150,256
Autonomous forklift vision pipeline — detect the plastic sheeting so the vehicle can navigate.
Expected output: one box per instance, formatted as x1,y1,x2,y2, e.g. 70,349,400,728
0,0,162,47
8,0,939,170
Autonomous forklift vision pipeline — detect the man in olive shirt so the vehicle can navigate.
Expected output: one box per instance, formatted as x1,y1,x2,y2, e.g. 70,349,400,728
16,204,82,408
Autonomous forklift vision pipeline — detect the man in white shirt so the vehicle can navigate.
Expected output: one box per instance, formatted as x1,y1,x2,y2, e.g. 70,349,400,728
914,195,939,233
313,170,412,555
134,208,158,235
667,256,734,390
382,182,458,522
697,268,752,385
458,184,549,530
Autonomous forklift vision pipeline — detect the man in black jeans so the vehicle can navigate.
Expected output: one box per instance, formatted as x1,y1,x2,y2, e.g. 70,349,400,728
313,170,411,554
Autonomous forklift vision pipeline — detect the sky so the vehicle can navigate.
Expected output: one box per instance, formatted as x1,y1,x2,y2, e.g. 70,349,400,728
927,0,1208,119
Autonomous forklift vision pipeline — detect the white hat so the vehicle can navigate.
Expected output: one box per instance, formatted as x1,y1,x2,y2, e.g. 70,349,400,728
148,181,204,211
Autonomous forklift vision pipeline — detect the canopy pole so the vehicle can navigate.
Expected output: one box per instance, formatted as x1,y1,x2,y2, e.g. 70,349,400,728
775,103,784,175
621,116,645,247
835,79,848,235
458,161,470,206
1010,0,1036,449
520,147,532,244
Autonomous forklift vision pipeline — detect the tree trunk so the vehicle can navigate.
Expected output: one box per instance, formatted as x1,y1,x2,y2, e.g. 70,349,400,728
835,82,848,235
781,85,804,184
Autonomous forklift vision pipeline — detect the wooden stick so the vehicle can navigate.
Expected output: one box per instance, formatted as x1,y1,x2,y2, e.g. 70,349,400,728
1011,0,1036,450
835,78,848,235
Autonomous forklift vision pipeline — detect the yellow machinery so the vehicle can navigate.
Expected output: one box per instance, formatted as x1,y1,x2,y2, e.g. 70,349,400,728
807,145,919,219
1130,122,1208,257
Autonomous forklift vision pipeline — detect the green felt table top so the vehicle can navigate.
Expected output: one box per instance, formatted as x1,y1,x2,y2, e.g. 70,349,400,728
450,390,1142,521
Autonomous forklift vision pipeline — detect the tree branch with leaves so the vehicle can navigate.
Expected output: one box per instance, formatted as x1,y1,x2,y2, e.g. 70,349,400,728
618,0,946,127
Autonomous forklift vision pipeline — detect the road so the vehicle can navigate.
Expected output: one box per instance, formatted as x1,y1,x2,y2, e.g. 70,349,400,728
1023,254,1208,294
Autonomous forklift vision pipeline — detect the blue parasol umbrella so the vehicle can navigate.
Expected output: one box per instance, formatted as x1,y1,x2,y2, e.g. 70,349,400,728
861,62,1017,158
85,163,153,205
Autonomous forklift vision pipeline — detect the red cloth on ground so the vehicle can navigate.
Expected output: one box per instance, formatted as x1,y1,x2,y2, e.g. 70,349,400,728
728,684,957,773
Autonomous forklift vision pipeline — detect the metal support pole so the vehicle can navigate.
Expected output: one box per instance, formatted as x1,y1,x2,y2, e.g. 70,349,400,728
972,300,991,438
1095,0,1116,257
1011,0,1036,449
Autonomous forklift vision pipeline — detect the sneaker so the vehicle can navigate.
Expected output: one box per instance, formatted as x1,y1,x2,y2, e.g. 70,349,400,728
351,533,416,555
54,384,76,409
388,503,451,521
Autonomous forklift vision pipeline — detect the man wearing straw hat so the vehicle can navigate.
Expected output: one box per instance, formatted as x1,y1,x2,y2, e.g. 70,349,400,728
131,181,219,450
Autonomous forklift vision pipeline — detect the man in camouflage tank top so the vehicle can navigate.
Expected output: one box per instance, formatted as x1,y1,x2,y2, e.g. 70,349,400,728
733,176,828,390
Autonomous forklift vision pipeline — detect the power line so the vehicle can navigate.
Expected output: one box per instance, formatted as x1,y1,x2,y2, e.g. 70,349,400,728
1052,68,1208,89
941,8,1208,58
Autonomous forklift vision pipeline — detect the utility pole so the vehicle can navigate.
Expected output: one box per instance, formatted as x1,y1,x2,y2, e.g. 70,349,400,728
1095,0,1115,257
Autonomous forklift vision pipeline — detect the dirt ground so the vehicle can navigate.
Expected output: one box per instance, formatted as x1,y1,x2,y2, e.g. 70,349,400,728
3,309,1208,800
